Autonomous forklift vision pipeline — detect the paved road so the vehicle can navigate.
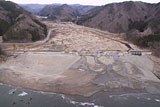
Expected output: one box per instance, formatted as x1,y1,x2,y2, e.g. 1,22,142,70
0,29,54,46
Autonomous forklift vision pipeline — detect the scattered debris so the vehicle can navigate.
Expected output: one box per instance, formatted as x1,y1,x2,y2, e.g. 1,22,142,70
8,89,16,95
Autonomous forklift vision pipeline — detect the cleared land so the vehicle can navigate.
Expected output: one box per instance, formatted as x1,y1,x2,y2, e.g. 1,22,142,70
0,22,160,97
42,22,138,51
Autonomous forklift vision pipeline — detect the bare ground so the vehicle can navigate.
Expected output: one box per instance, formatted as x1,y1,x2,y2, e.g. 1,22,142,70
0,22,160,97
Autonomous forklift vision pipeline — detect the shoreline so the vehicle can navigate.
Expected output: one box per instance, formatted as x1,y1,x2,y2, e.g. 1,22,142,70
1,82,160,107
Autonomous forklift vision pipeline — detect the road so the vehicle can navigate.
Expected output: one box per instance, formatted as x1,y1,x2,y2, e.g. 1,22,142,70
0,29,53,46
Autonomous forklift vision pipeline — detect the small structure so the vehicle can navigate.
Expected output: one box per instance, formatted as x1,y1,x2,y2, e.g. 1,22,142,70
129,51,142,56
129,50,152,56
141,51,152,55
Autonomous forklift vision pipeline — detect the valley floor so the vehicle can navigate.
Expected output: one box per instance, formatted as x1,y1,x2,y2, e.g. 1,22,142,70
0,22,160,97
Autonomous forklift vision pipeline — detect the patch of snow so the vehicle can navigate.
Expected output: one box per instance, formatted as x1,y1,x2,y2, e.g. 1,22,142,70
36,91,56,95
155,99,160,102
70,101,77,105
70,100,103,107
18,91,28,97
61,94,65,99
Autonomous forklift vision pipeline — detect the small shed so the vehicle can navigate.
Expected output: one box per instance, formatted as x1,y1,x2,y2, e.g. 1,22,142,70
129,50,152,56
129,51,142,56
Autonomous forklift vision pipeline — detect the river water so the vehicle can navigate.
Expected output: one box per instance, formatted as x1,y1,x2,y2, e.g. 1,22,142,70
0,83,160,107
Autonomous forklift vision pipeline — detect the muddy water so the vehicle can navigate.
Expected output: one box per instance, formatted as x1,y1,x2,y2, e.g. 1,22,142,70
0,83,160,107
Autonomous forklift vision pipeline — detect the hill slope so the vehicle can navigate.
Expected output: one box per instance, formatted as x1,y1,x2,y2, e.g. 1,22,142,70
71,4,95,15
77,1,160,34
19,4,46,14
38,4,79,21
0,1,47,43
38,4,95,21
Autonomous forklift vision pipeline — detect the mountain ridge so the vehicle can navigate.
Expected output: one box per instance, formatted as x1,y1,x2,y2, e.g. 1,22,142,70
77,1,160,33
37,4,95,21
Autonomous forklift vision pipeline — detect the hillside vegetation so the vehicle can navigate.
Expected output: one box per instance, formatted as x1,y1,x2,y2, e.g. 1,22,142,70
38,4,79,21
0,1,47,42
77,1,160,33
37,4,94,22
